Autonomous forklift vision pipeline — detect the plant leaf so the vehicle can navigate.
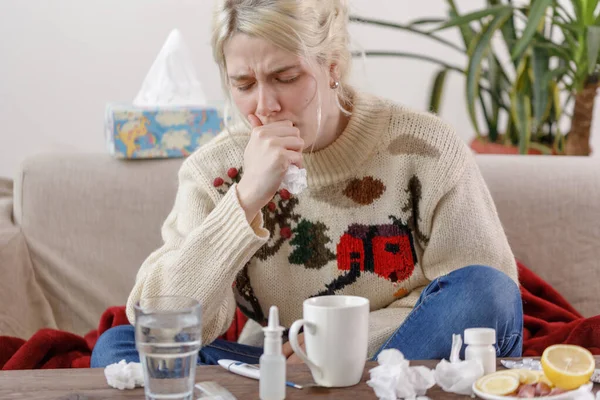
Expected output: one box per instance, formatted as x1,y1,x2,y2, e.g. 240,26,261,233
433,5,511,32
587,26,600,74
349,16,465,52
511,91,532,154
408,18,446,27
511,0,553,60
487,52,501,139
351,51,465,74
572,0,584,22
529,142,553,154
429,69,448,113
447,0,475,48
466,9,512,137
531,46,551,133
586,0,599,25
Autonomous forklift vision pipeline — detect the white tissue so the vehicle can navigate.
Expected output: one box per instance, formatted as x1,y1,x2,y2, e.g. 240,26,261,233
367,349,435,400
133,29,207,107
434,334,484,395
104,359,145,390
567,383,598,400
279,165,307,195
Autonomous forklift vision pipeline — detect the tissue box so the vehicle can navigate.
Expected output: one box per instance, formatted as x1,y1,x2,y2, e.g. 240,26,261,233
105,104,224,159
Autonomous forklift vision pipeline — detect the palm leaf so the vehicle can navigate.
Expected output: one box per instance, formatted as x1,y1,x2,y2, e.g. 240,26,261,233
587,26,600,74
429,69,448,113
446,0,475,47
351,51,465,74
349,16,465,52
408,18,446,27
528,142,553,154
512,91,532,154
572,0,584,22
511,0,554,60
587,0,600,24
433,5,512,32
531,46,551,133
465,9,512,136
487,53,501,141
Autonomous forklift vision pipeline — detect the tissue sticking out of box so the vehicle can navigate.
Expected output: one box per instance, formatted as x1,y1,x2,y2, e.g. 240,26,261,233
133,29,207,107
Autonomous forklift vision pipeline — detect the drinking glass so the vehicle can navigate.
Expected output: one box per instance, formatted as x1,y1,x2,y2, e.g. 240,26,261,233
135,296,202,400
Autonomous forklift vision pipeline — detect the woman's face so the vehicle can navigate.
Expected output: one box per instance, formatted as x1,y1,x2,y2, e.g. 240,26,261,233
223,33,338,150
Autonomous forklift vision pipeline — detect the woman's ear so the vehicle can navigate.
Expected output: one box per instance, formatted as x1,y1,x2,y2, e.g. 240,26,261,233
329,63,340,85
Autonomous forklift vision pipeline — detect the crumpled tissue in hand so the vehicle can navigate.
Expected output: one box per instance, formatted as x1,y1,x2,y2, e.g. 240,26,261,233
279,165,307,195
434,333,484,395
367,349,435,400
104,359,145,390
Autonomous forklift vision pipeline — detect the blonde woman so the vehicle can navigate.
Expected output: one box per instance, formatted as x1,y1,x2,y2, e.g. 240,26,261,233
92,0,522,367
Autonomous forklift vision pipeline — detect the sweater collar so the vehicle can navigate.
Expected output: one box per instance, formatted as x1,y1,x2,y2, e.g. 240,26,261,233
304,91,391,189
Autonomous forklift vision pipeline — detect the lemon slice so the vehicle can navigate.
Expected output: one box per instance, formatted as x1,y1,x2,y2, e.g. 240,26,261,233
516,369,539,385
477,374,520,396
541,344,596,390
531,370,554,387
475,370,520,390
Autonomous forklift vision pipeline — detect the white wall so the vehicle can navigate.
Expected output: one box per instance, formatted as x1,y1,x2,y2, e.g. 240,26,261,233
1,0,599,179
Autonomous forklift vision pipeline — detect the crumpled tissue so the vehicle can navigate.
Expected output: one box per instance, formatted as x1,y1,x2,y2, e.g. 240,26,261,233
104,359,144,390
367,349,435,400
280,165,307,195
434,334,484,395
565,383,599,400
133,28,207,107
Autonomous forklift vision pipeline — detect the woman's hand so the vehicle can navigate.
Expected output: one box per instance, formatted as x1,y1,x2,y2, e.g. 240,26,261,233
282,333,305,364
237,115,304,222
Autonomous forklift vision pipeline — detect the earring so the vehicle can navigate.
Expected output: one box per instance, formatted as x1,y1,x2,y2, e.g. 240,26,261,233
330,81,340,89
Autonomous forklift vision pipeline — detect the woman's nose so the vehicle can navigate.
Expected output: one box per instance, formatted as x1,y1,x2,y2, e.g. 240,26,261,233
255,85,281,117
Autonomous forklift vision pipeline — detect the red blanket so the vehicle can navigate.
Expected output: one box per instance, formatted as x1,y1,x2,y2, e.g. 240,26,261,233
1,262,599,370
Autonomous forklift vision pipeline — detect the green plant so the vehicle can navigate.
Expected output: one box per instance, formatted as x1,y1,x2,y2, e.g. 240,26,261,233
350,0,600,155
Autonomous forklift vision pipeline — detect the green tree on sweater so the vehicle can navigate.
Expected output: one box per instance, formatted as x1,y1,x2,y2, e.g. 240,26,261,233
289,219,336,269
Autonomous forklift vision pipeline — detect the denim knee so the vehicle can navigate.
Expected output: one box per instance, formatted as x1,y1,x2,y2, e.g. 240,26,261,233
457,265,521,313
91,324,138,368
453,265,523,355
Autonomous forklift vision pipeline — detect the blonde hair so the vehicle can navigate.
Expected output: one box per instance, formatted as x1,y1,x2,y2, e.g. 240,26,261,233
211,0,352,128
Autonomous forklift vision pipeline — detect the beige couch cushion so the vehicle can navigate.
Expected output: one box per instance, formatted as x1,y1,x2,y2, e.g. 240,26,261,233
477,155,600,318
13,154,183,336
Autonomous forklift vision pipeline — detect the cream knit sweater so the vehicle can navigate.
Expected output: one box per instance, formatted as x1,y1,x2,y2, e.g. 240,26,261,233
126,91,518,357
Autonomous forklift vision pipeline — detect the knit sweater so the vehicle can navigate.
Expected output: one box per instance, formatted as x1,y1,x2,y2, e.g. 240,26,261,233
126,91,518,358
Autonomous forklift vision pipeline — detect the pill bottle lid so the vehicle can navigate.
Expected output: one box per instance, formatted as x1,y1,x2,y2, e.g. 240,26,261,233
464,328,496,345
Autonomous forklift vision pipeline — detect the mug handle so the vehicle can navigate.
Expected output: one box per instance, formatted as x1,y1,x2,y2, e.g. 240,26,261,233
289,319,322,379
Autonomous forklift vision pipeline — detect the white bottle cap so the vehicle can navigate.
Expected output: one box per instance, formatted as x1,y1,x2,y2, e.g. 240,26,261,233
464,328,496,345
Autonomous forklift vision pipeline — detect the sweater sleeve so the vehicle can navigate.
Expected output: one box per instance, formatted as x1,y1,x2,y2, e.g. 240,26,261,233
125,159,269,345
420,154,518,283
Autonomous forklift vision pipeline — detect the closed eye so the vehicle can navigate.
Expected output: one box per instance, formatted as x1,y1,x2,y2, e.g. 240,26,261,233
277,76,299,84
235,82,254,92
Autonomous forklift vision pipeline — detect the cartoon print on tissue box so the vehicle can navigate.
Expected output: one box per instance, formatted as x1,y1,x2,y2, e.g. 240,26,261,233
105,105,223,159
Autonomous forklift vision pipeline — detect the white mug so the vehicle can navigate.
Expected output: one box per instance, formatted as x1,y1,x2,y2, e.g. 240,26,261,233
288,295,370,387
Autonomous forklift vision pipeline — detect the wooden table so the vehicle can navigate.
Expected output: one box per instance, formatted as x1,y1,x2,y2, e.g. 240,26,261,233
0,359,598,399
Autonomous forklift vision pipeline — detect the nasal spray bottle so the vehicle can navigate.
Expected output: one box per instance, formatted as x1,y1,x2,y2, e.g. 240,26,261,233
259,306,286,400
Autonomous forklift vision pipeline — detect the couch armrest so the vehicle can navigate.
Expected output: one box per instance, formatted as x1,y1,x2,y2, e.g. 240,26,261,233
0,178,56,338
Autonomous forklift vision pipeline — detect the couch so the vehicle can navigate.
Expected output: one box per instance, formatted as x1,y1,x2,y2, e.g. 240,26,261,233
1,153,599,340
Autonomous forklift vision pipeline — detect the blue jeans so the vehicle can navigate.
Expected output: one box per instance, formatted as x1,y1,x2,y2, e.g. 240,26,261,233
91,265,522,368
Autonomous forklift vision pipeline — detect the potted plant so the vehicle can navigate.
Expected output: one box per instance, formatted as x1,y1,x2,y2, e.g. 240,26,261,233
350,0,599,155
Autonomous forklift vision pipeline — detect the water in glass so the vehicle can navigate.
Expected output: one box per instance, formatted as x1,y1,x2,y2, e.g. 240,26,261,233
135,297,202,400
